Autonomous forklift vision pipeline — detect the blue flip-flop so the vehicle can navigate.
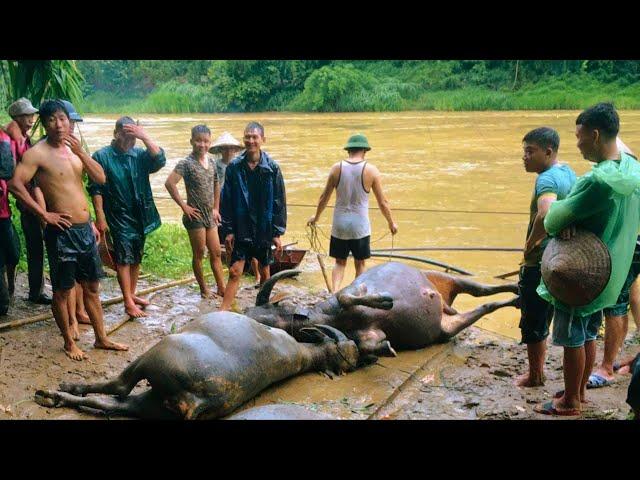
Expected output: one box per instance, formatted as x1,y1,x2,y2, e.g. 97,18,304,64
586,373,613,389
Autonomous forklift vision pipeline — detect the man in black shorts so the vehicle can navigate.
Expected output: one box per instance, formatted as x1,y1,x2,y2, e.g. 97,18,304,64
515,127,576,387
219,122,286,310
307,134,397,292
9,100,128,360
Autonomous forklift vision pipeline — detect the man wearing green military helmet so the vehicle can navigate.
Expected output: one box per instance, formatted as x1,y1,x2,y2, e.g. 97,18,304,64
308,133,398,292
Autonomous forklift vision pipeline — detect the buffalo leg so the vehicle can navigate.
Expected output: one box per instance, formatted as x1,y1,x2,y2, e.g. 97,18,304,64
336,290,393,311
439,296,519,340
59,357,146,398
34,389,175,419
425,271,518,306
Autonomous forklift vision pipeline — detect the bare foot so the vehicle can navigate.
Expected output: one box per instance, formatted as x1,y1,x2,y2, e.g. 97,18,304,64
70,322,81,341
125,302,148,318
515,372,545,387
64,343,88,361
213,286,225,297
77,310,91,325
133,296,150,308
94,339,129,351
200,289,215,299
619,365,631,375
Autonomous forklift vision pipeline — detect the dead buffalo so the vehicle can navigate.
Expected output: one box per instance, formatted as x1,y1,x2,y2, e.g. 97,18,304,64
245,262,519,359
34,312,359,419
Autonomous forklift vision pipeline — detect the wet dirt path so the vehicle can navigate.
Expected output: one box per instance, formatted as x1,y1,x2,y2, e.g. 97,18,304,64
1,257,638,420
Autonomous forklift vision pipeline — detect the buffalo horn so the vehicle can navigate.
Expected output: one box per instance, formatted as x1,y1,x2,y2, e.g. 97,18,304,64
255,269,302,306
314,325,348,343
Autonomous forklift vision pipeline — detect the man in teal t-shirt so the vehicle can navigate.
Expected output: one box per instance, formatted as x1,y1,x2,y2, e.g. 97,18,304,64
516,127,576,389
535,103,640,417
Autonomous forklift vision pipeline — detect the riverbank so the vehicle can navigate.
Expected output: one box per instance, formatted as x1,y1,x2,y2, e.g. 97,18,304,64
78,77,640,114
1,261,637,420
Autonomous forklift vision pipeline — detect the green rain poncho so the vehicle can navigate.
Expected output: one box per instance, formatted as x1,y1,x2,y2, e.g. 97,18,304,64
537,152,640,316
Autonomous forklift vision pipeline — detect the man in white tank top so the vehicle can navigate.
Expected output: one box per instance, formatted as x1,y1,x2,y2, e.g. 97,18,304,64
307,133,398,292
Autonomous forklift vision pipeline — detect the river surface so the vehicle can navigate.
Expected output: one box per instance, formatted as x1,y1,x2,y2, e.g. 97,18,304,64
77,111,640,339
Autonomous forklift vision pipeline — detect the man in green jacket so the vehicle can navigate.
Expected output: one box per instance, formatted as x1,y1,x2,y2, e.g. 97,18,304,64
535,103,640,416
89,117,166,318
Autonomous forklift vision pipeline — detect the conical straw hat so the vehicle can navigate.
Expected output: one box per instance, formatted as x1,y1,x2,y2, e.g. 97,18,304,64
541,228,611,307
209,132,243,153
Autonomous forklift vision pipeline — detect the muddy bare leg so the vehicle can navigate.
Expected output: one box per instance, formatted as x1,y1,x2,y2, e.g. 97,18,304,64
440,296,519,339
75,282,90,324
52,288,86,361
80,280,128,352
34,389,175,419
67,282,80,341
332,258,347,293
425,270,518,306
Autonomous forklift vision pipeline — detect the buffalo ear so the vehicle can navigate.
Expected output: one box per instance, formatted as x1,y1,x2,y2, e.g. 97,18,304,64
299,327,328,344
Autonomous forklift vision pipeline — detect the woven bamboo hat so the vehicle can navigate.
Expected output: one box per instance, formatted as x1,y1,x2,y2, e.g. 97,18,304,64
209,132,243,154
541,228,611,307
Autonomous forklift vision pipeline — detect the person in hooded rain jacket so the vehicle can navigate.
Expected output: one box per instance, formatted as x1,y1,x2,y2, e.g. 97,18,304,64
534,103,640,417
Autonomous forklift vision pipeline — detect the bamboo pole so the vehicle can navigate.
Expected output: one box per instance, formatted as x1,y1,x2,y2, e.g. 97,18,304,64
317,254,333,293
0,276,199,332
106,315,133,336
494,270,520,280
367,253,474,276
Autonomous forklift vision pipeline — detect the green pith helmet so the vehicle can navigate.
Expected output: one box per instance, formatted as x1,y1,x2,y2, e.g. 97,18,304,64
344,133,371,151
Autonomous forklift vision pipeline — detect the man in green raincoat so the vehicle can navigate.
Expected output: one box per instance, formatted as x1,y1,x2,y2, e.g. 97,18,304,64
89,117,166,318
534,103,640,416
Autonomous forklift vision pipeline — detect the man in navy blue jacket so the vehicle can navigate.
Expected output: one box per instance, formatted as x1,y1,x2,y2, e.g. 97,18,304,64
219,122,286,311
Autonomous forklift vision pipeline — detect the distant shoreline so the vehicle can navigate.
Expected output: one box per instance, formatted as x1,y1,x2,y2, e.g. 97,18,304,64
78,79,640,115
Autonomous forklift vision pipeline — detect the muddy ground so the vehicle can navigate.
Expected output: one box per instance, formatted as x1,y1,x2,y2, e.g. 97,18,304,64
1,261,638,420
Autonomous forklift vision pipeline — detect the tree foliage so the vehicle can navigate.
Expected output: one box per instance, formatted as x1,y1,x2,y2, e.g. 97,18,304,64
71,60,640,113
0,60,84,110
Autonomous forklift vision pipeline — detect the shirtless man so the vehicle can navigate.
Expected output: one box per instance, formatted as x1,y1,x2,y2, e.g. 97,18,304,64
9,100,128,360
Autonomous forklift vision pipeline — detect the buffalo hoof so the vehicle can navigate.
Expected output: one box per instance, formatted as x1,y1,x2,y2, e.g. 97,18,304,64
369,294,394,310
34,390,65,408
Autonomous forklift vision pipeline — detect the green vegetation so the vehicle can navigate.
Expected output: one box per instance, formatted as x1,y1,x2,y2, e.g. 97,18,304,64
143,223,198,279
1,60,84,112
74,60,640,113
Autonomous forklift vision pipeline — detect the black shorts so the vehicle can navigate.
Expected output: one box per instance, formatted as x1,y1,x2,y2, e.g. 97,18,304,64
0,218,20,269
230,241,274,267
112,234,146,265
44,222,104,292
518,265,553,344
329,235,371,260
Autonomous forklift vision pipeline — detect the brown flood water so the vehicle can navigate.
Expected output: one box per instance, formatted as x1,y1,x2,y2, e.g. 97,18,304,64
78,111,640,340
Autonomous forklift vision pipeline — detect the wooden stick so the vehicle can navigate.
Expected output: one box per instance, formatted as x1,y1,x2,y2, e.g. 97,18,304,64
317,254,332,293
106,290,164,336
494,270,520,280
0,276,199,332
106,315,133,336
